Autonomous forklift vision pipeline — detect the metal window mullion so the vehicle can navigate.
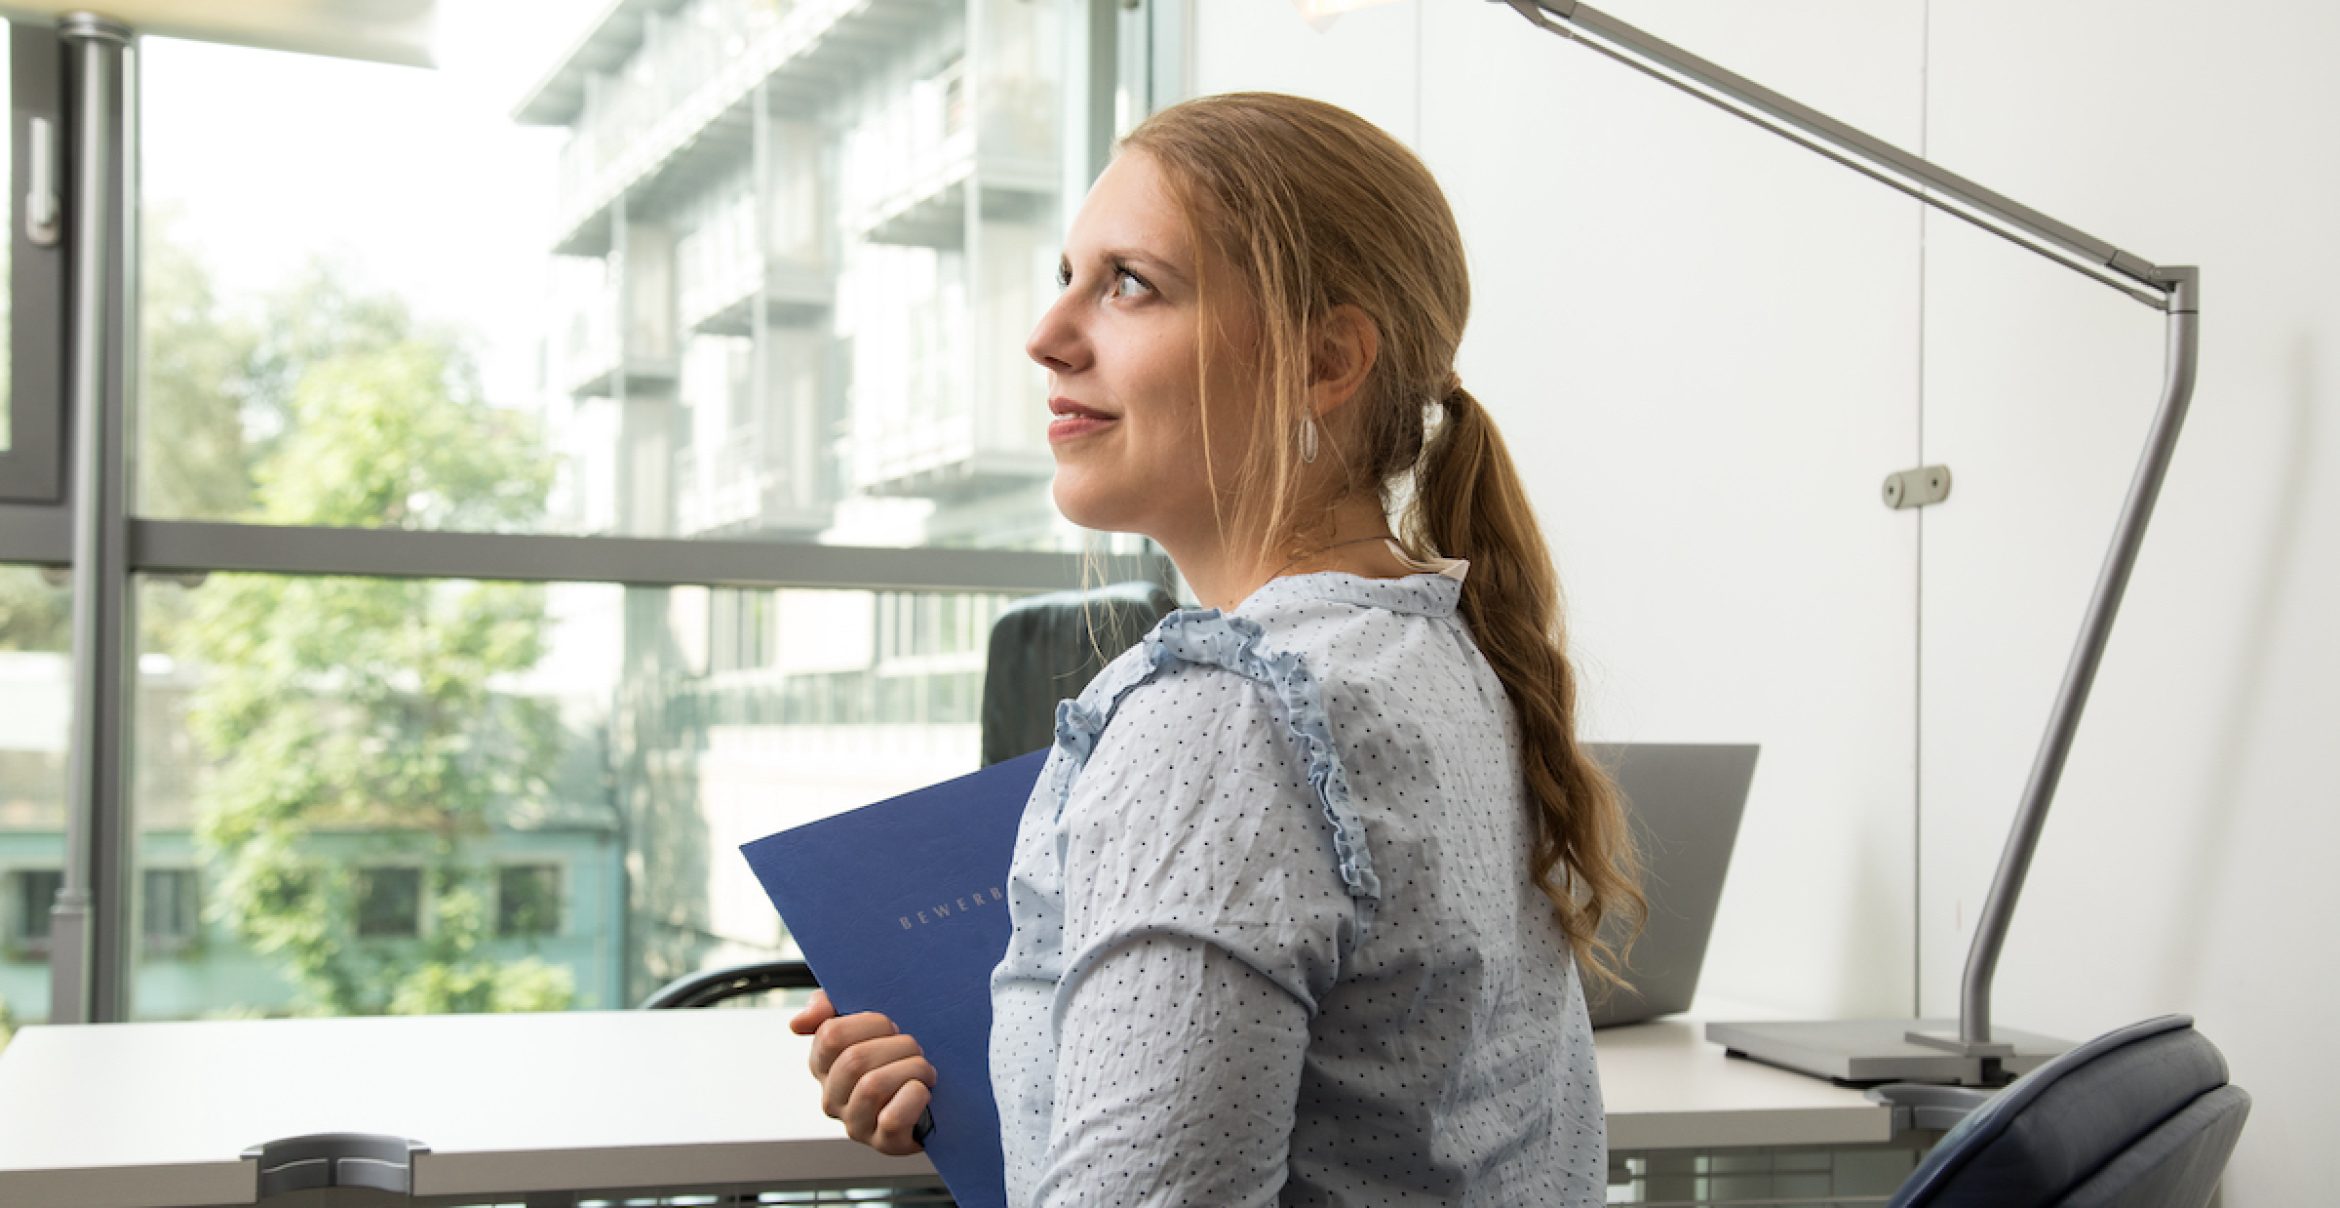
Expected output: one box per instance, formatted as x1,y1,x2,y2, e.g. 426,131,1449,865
1060,0,1118,207
54,11,133,1027
127,518,1145,595
0,499,71,560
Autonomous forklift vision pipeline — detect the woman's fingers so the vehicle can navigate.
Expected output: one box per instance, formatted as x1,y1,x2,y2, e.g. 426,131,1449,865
794,1003,930,1155
837,1048,938,1155
870,1075,934,1156
786,989,835,1036
821,1032,928,1119
807,1010,900,1080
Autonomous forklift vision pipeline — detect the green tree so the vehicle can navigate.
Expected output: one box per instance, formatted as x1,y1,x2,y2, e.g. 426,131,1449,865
180,267,570,1017
142,205,260,523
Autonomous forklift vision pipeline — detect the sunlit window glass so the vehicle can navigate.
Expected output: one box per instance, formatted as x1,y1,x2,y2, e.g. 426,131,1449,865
0,565,70,1042
137,3,1087,552
134,573,1020,1018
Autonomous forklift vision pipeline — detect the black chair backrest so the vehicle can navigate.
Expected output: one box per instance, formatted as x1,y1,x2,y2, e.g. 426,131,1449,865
1892,1015,2250,1208
641,959,819,1009
980,580,1176,766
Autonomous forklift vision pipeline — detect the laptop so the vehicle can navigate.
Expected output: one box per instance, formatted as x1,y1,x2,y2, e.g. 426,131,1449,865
1584,743,1759,1028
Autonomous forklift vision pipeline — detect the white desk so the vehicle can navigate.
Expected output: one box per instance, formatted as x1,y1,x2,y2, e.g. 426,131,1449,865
0,1011,1895,1208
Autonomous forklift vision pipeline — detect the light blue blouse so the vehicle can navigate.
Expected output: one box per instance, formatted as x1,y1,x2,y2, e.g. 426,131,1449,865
989,563,1607,1206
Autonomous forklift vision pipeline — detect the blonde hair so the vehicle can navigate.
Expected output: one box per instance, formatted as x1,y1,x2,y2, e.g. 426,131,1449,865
1121,92,1645,991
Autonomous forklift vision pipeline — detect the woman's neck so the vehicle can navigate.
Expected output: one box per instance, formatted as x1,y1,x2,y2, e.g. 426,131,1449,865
1164,495,1404,612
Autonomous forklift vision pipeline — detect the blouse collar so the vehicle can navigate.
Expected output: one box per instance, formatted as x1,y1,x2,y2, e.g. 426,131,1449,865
1232,541,1468,618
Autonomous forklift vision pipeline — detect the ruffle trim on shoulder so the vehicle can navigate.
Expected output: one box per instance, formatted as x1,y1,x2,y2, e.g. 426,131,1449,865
1055,608,1382,902
1050,652,1157,815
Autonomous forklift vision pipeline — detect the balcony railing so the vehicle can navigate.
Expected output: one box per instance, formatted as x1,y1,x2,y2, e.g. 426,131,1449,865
544,0,939,259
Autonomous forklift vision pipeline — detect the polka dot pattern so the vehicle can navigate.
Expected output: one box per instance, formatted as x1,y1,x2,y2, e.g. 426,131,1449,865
991,570,1606,1206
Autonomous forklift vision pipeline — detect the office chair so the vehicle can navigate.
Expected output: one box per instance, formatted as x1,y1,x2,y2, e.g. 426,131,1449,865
980,579,1177,766
641,959,819,1009
1890,1014,2250,1208
642,580,1178,1010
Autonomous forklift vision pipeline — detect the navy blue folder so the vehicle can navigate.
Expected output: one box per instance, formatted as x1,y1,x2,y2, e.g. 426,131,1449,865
740,748,1048,1208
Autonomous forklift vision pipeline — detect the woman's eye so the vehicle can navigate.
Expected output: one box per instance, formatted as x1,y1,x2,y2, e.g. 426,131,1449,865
1054,263,1072,290
1112,267,1152,298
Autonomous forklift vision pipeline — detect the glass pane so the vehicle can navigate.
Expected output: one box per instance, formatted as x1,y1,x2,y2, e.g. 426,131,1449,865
0,564,71,1045
137,3,1109,552
134,573,1022,1018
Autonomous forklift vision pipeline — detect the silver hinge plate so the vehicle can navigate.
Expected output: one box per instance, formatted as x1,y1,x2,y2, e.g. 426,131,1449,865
1883,465,1952,510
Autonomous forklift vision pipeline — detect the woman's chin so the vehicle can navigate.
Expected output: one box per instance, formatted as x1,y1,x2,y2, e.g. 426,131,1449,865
1050,475,1144,537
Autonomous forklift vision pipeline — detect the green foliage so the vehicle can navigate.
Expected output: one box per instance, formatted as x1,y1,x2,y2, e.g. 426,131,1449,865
142,207,261,523
174,261,569,1017
0,568,69,652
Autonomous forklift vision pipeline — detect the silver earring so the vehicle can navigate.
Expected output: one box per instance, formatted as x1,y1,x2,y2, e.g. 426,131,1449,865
1300,417,1319,464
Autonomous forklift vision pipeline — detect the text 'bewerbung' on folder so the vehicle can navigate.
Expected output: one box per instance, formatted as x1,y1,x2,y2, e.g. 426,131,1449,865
740,747,1048,1208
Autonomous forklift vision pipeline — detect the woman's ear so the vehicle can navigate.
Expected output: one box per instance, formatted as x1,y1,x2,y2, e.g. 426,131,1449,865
1308,304,1380,417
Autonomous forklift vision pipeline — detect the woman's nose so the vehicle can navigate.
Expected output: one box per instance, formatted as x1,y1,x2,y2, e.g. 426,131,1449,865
1026,294,1083,373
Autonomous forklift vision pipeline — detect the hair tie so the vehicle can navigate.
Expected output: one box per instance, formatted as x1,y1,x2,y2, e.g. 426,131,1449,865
1440,374,1468,410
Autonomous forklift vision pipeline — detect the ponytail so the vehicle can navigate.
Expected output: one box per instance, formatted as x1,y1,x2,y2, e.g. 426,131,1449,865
1404,383,1646,994
1123,93,1644,992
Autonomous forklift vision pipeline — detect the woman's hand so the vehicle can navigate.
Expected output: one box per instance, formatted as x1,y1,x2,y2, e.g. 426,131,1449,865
788,989,936,1156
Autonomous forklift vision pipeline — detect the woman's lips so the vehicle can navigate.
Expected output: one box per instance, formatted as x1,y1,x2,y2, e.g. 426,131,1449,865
1048,414,1116,443
1047,398,1117,444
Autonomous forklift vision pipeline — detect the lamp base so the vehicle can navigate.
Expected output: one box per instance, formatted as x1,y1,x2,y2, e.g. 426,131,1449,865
1705,1018,2069,1087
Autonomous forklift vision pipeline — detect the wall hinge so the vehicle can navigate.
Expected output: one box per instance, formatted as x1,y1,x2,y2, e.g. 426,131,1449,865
1882,465,1952,510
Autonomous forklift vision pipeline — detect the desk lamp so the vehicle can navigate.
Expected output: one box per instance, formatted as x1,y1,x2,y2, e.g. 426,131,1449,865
1296,0,2198,1089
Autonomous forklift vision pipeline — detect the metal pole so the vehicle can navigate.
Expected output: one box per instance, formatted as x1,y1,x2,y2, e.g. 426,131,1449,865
1960,270,2200,1044
52,10,130,1027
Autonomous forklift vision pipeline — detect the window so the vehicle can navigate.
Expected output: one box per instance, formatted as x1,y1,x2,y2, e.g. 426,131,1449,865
354,867,422,939
8,868,59,950
134,575,1033,1016
135,4,1090,553
7,3,1156,1025
1,567,67,1029
140,868,199,952
497,864,562,938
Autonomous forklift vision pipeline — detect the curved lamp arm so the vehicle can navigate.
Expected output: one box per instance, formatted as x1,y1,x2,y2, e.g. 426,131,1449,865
1493,0,2200,1062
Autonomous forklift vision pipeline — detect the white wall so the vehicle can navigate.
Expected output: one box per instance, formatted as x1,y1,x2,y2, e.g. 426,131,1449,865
1914,3,2340,1203
1191,1,2336,1200
1196,0,1927,1021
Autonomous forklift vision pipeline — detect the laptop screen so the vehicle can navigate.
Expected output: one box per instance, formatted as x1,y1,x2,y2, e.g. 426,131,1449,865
1583,743,1759,1028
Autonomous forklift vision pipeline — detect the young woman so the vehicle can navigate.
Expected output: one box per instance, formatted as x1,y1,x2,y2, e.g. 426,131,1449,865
792,92,1642,1206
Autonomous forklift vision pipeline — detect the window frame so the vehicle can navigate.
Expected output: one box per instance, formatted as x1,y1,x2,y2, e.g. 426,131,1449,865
353,865,425,941
6,866,63,954
1,22,66,504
